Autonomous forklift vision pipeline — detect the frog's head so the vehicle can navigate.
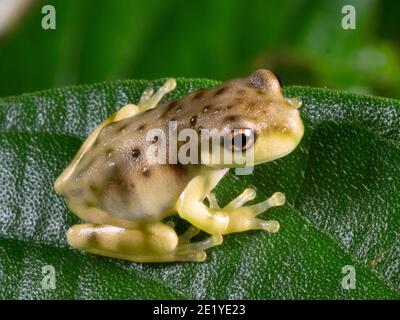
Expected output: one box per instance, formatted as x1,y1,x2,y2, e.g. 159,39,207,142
200,69,304,167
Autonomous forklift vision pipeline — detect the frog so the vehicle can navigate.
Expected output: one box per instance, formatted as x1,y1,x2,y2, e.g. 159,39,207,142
54,69,304,263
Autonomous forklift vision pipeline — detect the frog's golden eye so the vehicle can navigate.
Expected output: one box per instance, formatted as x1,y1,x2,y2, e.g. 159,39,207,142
228,128,255,151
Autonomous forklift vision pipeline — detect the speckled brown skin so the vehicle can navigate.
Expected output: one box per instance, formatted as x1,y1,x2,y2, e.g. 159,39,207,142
57,70,299,224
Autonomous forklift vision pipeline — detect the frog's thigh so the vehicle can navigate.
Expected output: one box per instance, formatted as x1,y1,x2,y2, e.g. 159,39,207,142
66,222,217,262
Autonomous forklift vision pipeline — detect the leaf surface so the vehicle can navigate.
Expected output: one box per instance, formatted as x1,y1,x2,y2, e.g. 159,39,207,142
0,79,399,299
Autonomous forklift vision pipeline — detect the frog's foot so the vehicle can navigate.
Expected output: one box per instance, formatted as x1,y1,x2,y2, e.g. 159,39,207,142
178,225,200,243
222,190,285,234
176,226,222,261
206,192,221,209
177,170,285,236
67,222,220,263
101,79,176,123
138,78,176,112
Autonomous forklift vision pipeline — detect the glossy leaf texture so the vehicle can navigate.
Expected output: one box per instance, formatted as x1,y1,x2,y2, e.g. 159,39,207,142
0,79,399,299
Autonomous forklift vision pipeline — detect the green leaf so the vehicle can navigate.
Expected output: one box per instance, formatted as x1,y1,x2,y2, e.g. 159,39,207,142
0,78,399,299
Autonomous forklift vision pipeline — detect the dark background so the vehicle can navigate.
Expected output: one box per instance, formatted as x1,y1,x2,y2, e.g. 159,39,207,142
0,0,399,98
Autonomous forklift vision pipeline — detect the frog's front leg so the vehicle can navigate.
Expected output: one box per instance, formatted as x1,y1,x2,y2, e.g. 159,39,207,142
176,169,284,235
67,221,221,263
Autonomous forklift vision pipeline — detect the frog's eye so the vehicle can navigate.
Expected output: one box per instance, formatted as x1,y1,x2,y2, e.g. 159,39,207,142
228,128,255,151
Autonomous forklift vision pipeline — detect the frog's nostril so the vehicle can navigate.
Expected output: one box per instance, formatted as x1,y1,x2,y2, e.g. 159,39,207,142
286,97,302,109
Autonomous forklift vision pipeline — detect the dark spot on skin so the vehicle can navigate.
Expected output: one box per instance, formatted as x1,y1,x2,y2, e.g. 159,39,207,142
168,100,178,108
85,201,96,208
214,87,226,96
138,124,146,131
190,115,197,126
225,115,238,122
226,105,232,110
130,148,141,160
102,165,135,206
160,107,170,118
89,184,101,195
105,147,114,157
202,105,211,113
87,232,98,244
142,167,150,177
118,124,127,132
193,90,205,100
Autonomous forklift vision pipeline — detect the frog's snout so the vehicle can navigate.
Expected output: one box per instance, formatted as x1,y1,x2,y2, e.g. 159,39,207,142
288,111,304,145
283,97,304,144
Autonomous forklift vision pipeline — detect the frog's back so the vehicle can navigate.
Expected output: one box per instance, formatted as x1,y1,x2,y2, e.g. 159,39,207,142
57,72,275,224
57,104,195,223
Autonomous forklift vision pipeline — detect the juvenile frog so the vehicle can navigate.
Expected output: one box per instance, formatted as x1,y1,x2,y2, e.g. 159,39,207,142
54,69,304,262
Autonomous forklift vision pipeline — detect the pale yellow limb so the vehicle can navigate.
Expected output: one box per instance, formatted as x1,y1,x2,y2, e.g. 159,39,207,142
179,225,200,243
176,168,230,234
176,169,285,235
67,221,221,263
222,191,284,234
207,193,220,209
138,78,176,112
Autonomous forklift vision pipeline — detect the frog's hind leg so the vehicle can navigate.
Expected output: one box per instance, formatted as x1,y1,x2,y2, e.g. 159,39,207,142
137,78,176,112
67,222,221,263
109,78,176,122
176,226,222,260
